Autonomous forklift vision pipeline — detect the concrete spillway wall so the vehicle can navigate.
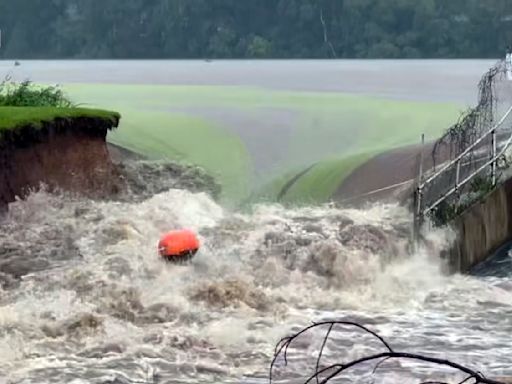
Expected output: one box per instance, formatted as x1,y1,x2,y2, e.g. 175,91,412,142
448,178,512,273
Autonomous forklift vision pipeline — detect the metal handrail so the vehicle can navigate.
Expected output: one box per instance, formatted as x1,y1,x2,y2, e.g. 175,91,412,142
420,104,512,188
423,129,512,215
416,103,512,224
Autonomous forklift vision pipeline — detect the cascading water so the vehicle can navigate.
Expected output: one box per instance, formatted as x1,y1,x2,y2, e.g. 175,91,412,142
1,175,512,384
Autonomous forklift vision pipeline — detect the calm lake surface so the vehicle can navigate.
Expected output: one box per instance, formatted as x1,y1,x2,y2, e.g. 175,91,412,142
0,59,498,103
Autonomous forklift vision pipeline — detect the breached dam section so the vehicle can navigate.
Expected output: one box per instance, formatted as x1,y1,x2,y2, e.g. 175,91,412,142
0,108,121,211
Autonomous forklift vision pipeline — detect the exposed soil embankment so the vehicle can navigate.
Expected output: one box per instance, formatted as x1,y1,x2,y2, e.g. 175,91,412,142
333,131,511,206
0,116,121,211
333,142,453,206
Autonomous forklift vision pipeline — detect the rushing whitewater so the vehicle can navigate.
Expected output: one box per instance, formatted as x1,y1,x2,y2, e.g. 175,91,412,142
0,187,511,384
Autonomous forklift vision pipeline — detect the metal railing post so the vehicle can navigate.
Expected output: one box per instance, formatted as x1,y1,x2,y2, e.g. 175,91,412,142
413,134,425,250
455,160,461,190
492,129,497,185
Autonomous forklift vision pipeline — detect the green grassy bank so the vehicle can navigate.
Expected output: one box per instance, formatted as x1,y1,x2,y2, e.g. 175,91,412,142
0,106,120,139
64,83,462,204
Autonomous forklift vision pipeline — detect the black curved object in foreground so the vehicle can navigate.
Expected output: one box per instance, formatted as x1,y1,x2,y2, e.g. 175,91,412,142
270,321,506,384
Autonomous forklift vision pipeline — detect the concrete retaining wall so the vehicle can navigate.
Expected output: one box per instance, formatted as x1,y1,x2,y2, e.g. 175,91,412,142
448,177,512,273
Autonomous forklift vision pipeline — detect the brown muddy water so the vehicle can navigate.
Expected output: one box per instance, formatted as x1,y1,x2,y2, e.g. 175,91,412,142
1,185,512,384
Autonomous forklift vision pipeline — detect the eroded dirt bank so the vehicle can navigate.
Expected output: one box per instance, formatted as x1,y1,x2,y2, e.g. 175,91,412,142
0,116,121,211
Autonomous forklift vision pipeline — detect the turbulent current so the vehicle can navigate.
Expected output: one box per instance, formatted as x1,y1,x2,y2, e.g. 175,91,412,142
1,184,512,383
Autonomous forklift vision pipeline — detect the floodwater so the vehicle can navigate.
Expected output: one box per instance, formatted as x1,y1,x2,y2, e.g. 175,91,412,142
1,60,511,383
0,59,498,103
0,185,511,384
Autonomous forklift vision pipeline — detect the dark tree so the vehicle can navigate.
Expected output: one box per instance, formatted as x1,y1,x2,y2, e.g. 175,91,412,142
1,0,512,59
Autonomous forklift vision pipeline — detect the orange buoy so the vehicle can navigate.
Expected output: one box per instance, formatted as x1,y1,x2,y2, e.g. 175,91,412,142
158,229,200,262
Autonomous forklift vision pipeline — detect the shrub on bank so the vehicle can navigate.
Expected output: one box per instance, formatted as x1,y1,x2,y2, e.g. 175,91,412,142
0,77,74,108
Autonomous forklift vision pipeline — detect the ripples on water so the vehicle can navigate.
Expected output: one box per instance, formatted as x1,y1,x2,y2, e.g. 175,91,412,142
0,187,511,384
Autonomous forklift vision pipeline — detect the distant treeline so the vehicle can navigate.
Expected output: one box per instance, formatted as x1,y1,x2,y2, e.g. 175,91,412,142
1,0,512,59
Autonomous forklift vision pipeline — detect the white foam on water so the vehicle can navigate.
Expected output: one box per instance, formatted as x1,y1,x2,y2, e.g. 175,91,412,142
0,189,511,383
